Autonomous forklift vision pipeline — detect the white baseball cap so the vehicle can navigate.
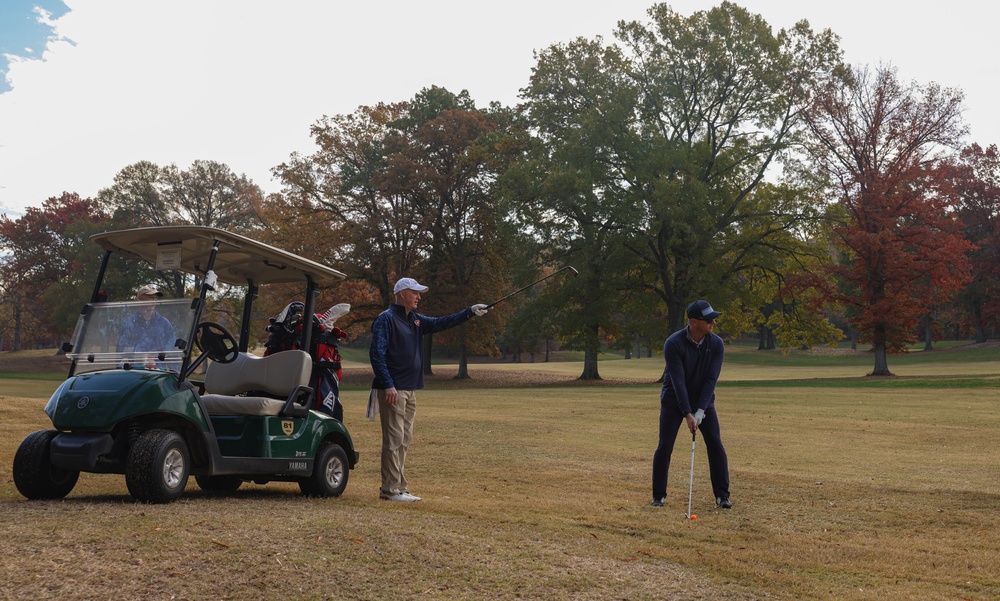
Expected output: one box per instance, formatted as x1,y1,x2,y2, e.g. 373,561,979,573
393,277,429,295
136,284,163,298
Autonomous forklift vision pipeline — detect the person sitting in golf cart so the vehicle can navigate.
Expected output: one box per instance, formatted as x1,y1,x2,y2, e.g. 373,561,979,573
116,283,178,369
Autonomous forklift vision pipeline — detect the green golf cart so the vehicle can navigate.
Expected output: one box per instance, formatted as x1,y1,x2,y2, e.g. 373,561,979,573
12,225,359,504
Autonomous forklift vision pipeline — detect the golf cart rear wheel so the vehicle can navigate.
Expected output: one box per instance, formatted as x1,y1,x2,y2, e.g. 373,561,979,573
13,430,80,500
126,429,190,504
299,443,349,497
195,475,243,493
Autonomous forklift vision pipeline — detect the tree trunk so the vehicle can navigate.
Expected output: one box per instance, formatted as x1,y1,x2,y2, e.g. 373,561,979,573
579,322,602,380
580,346,601,379
172,271,185,298
454,325,469,379
12,303,22,351
974,304,987,343
868,340,892,376
455,353,469,378
667,299,686,336
923,314,933,351
757,324,776,350
422,333,433,376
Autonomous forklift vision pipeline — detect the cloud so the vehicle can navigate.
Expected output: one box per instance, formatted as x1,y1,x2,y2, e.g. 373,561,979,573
0,0,651,216
0,0,71,93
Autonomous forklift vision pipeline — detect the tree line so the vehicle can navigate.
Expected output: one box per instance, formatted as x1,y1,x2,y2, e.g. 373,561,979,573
3,3,999,377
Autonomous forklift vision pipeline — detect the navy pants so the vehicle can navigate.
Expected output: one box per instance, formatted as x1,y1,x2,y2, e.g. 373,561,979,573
652,402,730,501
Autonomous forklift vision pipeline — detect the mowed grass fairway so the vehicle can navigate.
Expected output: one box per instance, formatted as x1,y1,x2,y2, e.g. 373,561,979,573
1,345,999,600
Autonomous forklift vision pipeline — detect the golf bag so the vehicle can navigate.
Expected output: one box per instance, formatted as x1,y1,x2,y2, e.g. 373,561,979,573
264,302,347,421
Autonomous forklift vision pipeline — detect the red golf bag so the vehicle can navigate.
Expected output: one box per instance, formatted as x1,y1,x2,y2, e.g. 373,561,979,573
264,302,347,421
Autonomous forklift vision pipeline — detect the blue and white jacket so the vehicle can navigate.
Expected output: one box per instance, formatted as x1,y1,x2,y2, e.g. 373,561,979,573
369,303,473,390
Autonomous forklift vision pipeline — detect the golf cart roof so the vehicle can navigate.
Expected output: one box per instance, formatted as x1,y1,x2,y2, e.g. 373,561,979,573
90,225,347,286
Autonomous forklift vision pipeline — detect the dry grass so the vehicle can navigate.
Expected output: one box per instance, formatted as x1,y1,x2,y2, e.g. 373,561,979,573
2,351,1000,600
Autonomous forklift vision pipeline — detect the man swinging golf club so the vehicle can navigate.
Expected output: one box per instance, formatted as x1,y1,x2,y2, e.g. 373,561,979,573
651,300,732,510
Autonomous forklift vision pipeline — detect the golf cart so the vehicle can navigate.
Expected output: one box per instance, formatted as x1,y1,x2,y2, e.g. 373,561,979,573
12,225,359,504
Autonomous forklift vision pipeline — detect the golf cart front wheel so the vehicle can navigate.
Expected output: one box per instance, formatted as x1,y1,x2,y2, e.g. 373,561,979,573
299,443,349,497
13,430,80,500
126,429,190,504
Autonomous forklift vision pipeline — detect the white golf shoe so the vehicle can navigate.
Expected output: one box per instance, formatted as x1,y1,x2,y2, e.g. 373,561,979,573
380,492,421,502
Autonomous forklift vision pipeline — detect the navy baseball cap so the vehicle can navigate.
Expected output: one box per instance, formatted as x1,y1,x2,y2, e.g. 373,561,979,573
687,300,722,321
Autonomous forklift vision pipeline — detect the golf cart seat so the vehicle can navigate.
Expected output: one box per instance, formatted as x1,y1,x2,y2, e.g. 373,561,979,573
201,350,313,417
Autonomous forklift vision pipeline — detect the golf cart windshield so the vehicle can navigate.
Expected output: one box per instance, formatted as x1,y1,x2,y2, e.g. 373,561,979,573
67,226,347,381
66,299,198,374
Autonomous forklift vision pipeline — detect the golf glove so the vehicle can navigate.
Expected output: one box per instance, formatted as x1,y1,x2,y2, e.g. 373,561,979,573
694,409,705,426
471,304,488,317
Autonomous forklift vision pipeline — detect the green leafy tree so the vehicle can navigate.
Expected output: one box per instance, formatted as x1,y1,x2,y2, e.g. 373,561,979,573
516,36,642,380
612,3,842,332
492,224,554,362
159,160,265,231
518,3,838,376
98,160,265,297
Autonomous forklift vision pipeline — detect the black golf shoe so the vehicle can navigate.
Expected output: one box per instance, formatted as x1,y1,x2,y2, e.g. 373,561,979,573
716,497,732,509
650,497,665,507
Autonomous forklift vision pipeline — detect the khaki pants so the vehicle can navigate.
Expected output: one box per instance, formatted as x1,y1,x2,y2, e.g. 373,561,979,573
378,389,416,496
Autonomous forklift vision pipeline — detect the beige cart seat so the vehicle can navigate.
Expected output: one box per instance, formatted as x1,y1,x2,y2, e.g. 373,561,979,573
200,350,312,416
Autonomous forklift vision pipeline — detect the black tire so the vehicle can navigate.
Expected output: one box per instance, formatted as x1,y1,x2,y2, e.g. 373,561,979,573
299,443,349,497
13,430,79,500
195,475,243,494
125,430,190,504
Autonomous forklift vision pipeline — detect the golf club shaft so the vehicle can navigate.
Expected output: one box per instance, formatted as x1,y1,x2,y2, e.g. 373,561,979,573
485,266,577,309
687,432,696,519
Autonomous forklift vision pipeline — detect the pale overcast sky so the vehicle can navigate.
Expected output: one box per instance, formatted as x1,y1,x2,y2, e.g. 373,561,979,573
1,0,997,217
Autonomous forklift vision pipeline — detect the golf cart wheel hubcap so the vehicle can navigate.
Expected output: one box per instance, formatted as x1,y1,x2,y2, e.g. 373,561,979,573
325,457,344,487
163,448,185,488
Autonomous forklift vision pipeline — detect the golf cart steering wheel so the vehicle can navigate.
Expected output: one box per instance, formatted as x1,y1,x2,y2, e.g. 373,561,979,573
194,322,239,364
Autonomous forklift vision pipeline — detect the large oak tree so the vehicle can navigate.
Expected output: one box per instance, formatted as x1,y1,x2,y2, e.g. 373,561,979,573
614,2,842,333
802,65,971,375
517,2,840,377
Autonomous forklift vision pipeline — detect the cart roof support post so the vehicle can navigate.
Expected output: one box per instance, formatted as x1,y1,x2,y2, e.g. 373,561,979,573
178,240,221,382
300,277,318,353
238,282,258,353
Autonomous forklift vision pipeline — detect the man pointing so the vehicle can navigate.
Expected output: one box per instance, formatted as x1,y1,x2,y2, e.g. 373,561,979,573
369,277,488,502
